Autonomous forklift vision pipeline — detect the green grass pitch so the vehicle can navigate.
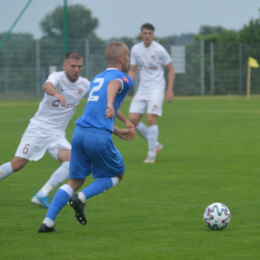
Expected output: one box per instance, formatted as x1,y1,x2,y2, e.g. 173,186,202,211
0,96,259,259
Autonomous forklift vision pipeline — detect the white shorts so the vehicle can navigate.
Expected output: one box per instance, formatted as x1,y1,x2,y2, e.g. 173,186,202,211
15,125,71,161
129,89,165,116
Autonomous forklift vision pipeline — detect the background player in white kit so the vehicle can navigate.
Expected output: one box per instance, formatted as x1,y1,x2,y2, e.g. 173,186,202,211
0,51,134,208
128,23,175,163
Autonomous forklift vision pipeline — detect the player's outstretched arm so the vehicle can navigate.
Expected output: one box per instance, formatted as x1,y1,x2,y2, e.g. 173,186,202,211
43,82,66,106
116,110,135,134
128,65,138,80
113,126,135,141
106,79,122,119
165,62,175,102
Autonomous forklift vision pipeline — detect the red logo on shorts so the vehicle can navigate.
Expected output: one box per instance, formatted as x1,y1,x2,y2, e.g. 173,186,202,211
122,76,129,83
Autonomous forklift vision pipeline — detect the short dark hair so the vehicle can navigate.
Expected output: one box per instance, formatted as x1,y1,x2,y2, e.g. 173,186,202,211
105,42,126,64
141,23,155,32
64,51,82,61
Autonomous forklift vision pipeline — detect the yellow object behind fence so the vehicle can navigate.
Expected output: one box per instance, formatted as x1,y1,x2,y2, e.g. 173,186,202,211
247,57,259,99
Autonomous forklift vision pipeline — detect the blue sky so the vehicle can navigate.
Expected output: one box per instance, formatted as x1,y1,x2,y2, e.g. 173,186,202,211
0,0,259,39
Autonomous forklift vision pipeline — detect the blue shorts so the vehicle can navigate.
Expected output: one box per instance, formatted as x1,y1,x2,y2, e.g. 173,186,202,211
69,126,125,179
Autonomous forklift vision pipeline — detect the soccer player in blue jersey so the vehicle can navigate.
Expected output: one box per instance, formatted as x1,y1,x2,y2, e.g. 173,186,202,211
39,42,134,232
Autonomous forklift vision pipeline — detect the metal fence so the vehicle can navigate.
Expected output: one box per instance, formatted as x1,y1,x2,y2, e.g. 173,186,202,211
0,38,260,99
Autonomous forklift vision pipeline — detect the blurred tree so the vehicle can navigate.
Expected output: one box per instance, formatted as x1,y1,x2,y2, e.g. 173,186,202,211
9,50,23,68
0,32,34,58
239,18,260,43
0,32,33,42
195,30,239,43
198,25,224,36
40,4,98,38
194,26,239,43
165,34,194,45
23,45,35,68
0,50,5,67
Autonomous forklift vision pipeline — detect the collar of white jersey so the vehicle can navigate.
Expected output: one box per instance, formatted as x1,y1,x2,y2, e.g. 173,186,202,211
142,40,154,49
62,71,81,85
106,68,119,71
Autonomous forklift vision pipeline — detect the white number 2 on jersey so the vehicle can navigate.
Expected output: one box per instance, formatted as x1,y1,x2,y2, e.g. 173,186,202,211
88,78,104,102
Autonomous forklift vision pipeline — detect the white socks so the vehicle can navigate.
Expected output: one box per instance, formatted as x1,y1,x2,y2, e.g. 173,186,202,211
78,192,87,203
36,161,70,197
0,162,14,181
136,122,159,152
148,125,159,157
136,122,148,141
43,217,55,228
59,183,74,196
111,177,119,186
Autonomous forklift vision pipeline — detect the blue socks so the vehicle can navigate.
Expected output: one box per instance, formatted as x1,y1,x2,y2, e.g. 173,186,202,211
45,184,74,221
81,178,114,200
43,178,119,226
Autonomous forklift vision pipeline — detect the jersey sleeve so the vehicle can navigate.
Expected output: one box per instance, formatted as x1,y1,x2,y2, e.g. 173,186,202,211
83,79,90,98
45,72,61,89
160,47,172,66
84,78,90,95
119,75,134,92
130,46,138,65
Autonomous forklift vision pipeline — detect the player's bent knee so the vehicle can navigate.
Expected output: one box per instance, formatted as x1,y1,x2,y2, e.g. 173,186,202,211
117,172,124,182
129,116,137,126
11,157,28,172
147,114,158,126
67,178,85,191
129,113,142,127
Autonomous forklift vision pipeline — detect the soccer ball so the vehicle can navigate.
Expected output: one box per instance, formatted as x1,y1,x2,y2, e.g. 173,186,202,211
203,202,231,230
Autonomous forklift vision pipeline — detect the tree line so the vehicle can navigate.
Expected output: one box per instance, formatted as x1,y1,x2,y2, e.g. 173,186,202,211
1,4,259,69
0,4,260,96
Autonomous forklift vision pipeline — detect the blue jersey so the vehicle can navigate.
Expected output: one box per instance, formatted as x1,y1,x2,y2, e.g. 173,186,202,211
75,68,133,133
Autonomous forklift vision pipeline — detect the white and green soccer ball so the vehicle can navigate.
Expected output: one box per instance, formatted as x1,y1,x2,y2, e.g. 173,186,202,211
203,202,231,230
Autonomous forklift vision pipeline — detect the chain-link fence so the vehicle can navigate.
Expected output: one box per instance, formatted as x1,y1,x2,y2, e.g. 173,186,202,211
0,38,260,99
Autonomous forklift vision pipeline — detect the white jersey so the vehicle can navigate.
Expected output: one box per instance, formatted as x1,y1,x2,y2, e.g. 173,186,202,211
29,71,90,136
130,41,172,92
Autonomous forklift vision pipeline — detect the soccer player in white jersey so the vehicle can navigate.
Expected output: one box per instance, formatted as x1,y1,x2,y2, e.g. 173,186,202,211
0,51,89,207
128,23,175,163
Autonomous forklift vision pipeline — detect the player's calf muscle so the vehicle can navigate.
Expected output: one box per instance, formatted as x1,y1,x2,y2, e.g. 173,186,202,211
11,157,28,171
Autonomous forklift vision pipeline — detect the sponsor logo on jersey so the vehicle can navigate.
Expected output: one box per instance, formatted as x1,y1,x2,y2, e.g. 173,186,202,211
52,100,60,106
140,66,158,70
77,88,83,95
61,103,79,109
52,99,78,109
122,76,129,83
151,55,155,59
